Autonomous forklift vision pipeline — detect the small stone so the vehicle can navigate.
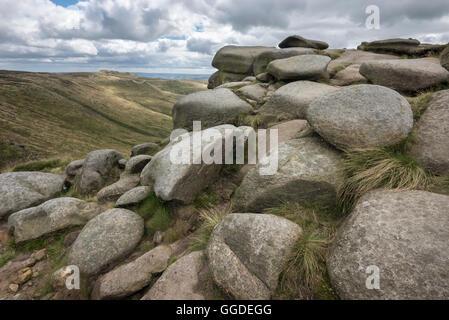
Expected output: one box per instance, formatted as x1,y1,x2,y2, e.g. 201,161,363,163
31,249,46,261
16,267,32,285
9,284,19,293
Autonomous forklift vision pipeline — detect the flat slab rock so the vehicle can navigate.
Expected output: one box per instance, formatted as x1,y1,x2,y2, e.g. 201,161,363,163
328,189,449,300
360,58,449,92
207,213,301,300
115,186,152,208
0,172,64,219
267,54,331,81
212,45,274,74
278,35,329,50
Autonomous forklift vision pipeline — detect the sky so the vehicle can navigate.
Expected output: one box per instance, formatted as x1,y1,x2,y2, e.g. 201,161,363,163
1,0,449,74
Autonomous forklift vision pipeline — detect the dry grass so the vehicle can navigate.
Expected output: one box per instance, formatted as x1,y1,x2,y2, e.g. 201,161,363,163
338,146,432,212
265,203,340,299
407,92,433,120
190,206,229,251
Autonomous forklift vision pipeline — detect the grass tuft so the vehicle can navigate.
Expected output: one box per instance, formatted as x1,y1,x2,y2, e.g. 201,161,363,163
265,202,340,299
190,206,229,251
338,146,431,213
234,113,266,129
407,92,433,120
134,193,171,236
0,251,16,268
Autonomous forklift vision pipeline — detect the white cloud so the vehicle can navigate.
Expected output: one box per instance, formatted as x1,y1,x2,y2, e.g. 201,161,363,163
0,0,448,73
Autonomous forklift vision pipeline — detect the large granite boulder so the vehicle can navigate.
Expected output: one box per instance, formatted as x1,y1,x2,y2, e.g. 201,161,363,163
172,88,252,131
278,35,329,50
8,198,101,243
236,84,267,104
207,213,302,300
92,245,172,300
306,84,413,150
267,55,330,81
207,71,248,89
212,45,274,74
141,251,214,300
141,125,252,204
253,47,315,75
232,136,344,212
68,209,144,275
131,143,159,157
0,172,64,219
328,189,449,300
441,45,449,71
260,80,339,120
65,159,84,182
75,149,124,195
359,58,449,92
411,90,449,174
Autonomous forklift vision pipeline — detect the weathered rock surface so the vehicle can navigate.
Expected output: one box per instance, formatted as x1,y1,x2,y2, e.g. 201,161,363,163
116,186,152,208
330,64,367,86
278,35,329,50
207,214,302,299
0,172,64,219
125,155,152,174
233,136,344,212
131,143,159,157
441,45,449,71
8,198,101,243
96,173,140,203
255,72,273,82
267,54,330,81
212,45,274,74
260,80,339,120
68,209,144,275
253,47,315,75
360,58,449,92
411,90,449,174
328,189,449,300
358,38,446,56
216,81,251,89
65,160,84,181
141,125,252,204
236,83,267,104
208,71,248,89
172,88,253,131
141,251,215,300
306,84,413,150
75,149,124,195
92,245,172,300
327,49,397,74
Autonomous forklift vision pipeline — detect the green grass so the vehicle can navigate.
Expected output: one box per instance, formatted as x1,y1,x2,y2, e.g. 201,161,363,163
0,251,16,268
338,145,431,213
194,189,220,209
190,207,229,251
407,92,433,120
12,158,71,173
134,193,171,236
265,202,340,300
234,113,266,129
316,49,344,60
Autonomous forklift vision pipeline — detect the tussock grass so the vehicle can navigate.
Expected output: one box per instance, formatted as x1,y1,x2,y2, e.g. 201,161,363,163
234,113,266,129
265,203,340,299
194,189,220,209
0,251,16,268
407,92,433,120
12,158,71,174
338,146,431,213
190,206,229,251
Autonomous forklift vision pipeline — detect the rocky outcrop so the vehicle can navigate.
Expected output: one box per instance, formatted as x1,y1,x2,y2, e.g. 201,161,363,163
115,186,152,208
92,245,172,300
207,214,301,300
75,149,124,195
411,90,449,174
141,125,252,204
359,58,449,92
141,251,215,300
207,71,248,89
306,84,413,150
278,35,329,50
357,38,421,55
441,45,449,71
232,136,344,212
68,209,144,275
253,47,315,75
172,88,252,131
8,198,101,243
0,172,64,219
131,143,159,157
328,190,449,300
96,173,140,203
260,80,338,120
267,55,330,81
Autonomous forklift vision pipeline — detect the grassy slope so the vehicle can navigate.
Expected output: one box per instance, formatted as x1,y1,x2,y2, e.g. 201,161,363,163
0,70,206,169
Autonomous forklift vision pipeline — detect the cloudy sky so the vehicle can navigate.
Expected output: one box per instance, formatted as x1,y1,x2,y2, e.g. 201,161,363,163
1,0,449,74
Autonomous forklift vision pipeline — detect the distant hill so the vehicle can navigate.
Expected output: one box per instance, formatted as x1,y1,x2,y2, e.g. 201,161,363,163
0,70,207,170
